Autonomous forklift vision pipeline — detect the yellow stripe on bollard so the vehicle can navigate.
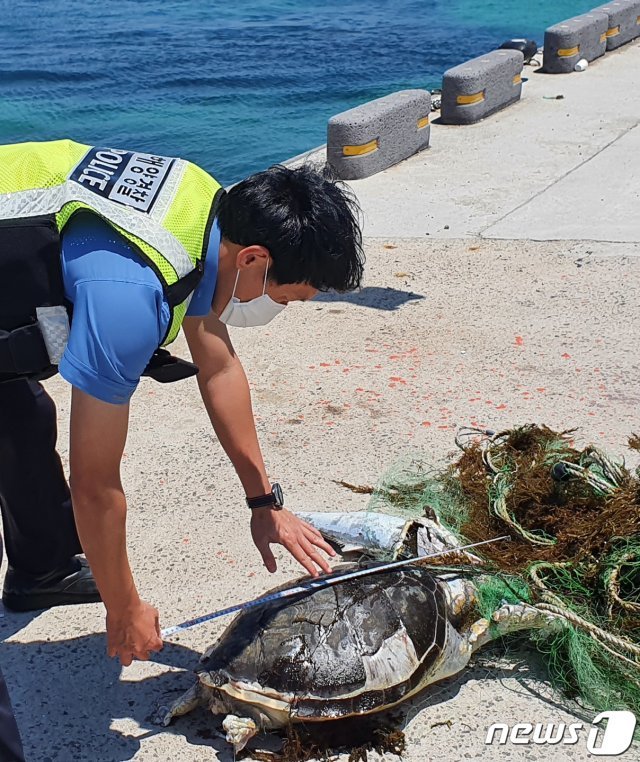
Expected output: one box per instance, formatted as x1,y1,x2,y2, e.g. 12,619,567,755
513,74,522,85
599,32,607,42
342,138,379,157
417,116,430,129
457,91,485,105
558,45,580,57
606,25,621,37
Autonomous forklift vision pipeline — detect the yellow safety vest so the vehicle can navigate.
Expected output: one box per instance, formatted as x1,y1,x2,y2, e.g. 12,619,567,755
0,139,224,345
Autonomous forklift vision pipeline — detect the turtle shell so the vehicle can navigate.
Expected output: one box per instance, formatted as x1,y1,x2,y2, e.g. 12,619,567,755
199,565,449,720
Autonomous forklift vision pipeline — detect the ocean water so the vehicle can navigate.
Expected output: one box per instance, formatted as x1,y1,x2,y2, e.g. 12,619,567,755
0,0,596,185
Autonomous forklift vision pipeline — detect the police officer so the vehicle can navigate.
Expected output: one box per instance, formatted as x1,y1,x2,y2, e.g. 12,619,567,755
0,140,364,748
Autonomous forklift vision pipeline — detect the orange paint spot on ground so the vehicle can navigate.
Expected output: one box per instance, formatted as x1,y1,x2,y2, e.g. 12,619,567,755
536,387,546,393
515,336,524,346
562,353,571,359
421,421,432,427
389,377,407,384
355,387,365,392
319,362,331,367
495,404,507,410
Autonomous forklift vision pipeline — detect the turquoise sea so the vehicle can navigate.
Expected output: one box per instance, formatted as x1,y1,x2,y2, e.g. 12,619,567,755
0,1,596,185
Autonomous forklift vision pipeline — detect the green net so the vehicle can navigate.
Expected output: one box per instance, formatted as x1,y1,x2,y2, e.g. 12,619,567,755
364,425,640,717
367,454,471,538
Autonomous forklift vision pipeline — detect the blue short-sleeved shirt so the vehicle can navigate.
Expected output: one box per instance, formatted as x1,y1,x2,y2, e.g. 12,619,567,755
58,212,220,405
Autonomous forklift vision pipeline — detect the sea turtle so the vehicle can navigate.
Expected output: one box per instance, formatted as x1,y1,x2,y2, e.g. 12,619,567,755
162,553,558,752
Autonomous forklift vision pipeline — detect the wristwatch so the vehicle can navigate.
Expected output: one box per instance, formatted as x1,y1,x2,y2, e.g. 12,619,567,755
246,483,284,510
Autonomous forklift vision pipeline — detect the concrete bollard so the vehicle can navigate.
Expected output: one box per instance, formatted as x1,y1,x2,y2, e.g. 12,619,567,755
593,0,640,50
440,49,524,126
326,90,431,181
543,12,608,73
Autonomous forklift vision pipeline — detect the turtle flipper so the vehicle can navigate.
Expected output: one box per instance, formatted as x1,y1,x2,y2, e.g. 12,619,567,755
467,602,561,653
160,682,202,726
222,714,258,753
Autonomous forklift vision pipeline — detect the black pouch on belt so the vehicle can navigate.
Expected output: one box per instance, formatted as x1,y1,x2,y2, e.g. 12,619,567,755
0,214,200,385
141,348,199,383
0,215,62,383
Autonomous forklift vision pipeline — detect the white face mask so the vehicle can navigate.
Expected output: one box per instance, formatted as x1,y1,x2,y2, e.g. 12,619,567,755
219,261,286,328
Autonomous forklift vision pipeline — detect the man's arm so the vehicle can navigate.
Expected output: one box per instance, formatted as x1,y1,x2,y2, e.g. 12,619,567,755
183,313,335,576
69,388,162,665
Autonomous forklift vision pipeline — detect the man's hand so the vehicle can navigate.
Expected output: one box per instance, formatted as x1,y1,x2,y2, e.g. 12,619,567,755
251,509,336,577
106,599,163,667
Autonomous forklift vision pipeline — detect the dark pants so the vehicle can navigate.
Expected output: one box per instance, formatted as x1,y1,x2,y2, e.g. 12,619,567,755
0,661,24,762
0,542,25,762
0,380,81,576
0,380,81,762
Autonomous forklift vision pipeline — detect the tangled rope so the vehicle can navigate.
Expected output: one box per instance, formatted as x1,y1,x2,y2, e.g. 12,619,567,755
374,424,640,715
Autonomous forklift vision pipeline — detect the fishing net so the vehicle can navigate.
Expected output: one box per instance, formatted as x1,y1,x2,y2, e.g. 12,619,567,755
366,425,640,717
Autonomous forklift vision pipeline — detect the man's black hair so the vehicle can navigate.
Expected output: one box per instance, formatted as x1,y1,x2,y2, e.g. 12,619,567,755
216,164,364,292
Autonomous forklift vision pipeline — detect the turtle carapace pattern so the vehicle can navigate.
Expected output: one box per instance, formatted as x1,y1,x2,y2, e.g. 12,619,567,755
162,552,556,753
203,567,447,719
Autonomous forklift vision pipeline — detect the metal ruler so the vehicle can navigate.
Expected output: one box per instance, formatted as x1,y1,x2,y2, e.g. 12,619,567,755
161,535,509,639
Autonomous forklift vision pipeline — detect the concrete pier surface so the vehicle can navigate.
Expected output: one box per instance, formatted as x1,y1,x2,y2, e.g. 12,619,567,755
2,41,639,762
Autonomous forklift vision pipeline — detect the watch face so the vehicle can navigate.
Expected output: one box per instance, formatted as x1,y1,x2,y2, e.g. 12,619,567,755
272,483,284,507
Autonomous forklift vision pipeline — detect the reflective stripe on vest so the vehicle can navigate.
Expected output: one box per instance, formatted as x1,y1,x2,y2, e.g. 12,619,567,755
0,140,223,345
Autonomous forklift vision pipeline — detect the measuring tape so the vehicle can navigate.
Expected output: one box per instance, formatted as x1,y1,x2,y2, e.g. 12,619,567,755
160,535,509,639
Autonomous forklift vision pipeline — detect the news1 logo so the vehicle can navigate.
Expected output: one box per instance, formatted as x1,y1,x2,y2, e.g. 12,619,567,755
485,711,637,755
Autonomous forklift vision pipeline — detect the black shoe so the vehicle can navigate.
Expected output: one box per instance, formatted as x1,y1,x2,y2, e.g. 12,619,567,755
2,557,102,612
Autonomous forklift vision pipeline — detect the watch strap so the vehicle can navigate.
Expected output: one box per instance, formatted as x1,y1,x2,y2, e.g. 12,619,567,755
246,483,284,509
246,493,277,509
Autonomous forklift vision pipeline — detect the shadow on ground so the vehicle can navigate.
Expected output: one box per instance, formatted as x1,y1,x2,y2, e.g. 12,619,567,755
0,610,236,761
313,286,424,311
